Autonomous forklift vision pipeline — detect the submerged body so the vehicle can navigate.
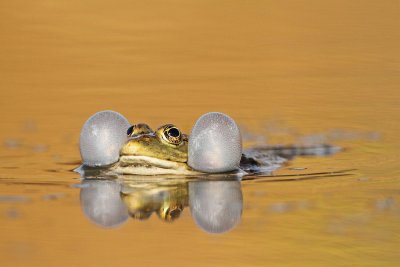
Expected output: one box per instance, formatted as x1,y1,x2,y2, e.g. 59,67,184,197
77,123,340,176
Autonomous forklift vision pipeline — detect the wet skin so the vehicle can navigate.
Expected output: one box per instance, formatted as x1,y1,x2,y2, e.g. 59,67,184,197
120,124,188,163
115,124,198,175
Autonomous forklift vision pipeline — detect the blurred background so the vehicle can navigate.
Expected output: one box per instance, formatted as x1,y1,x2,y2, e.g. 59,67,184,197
0,1,399,266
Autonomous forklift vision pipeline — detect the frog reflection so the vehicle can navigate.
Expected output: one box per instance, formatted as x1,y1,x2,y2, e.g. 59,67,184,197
79,178,243,233
189,181,242,233
120,180,188,222
79,179,129,228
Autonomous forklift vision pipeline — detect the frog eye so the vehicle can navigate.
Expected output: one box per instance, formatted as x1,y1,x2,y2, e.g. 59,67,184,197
127,124,153,137
127,125,136,137
158,205,183,222
162,125,182,145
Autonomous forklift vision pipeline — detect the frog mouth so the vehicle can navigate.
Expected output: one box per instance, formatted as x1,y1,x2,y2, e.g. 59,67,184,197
115,155,199,175
119,155,187,169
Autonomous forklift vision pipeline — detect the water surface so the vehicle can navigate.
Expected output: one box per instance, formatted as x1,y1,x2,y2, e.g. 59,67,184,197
0,1,399,266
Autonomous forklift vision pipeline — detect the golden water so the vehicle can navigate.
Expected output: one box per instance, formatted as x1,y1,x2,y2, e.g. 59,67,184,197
0,1,399,266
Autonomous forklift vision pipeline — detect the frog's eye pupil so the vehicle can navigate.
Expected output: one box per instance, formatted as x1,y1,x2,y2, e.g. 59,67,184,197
160,125,182,145
127,125,135,136
168,128,180,138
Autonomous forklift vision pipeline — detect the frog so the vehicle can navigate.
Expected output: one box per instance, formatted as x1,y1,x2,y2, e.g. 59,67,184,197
93,123,340,176
116,123,195,175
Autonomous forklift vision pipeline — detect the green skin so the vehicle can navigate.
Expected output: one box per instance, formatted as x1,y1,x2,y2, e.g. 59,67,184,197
115,124,199,175
120,124,188,163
